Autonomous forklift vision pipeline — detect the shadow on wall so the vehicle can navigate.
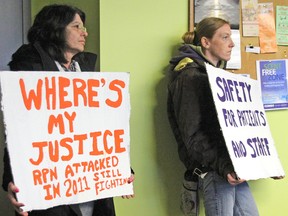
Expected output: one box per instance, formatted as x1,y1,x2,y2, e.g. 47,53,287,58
153,43,186,216
0,111,15,216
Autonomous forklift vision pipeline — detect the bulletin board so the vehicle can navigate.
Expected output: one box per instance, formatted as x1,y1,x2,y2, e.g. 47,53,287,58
189,0,288,80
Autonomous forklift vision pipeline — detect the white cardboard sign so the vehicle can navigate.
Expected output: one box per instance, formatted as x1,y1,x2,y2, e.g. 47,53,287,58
0,71,133,211
206,63,285,180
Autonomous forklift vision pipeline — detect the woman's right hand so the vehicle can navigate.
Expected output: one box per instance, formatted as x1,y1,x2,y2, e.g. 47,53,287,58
227,172,245,186
7,182,28,216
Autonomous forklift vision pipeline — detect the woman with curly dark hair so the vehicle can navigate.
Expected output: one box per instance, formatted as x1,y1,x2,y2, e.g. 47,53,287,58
3,4,134,216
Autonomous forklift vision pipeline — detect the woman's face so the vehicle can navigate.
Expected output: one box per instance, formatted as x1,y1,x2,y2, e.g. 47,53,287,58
202,23,235,66
65,14,88,56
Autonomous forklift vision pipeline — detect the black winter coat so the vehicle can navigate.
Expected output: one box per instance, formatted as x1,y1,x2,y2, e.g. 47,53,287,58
2,42,116,216
167,44,234,181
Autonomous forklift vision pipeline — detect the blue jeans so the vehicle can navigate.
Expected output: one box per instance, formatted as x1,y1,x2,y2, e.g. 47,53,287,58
198,171,259,216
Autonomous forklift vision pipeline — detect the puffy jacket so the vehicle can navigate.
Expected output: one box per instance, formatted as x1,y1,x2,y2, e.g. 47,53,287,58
167,44,234,180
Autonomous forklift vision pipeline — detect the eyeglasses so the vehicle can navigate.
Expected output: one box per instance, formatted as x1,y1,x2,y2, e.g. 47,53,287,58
71,24,87,33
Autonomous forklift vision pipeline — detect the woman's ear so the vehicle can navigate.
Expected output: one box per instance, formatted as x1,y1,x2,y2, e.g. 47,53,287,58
201,37,210,49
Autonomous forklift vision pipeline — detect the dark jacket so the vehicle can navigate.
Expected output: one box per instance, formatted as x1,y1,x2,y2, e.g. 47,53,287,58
167,44,234,181
2,42,116,216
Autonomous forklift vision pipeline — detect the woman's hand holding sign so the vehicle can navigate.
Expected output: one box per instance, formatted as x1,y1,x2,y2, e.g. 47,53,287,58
7,182,28,216
227,172,245,186
121,174,135,199
7,173,136,215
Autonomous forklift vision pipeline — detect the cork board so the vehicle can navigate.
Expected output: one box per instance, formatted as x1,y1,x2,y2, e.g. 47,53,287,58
189,0,288,80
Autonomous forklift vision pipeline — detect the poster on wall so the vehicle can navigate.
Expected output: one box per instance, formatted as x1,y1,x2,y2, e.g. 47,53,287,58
256,59,288,110
276,5,288,46
241,0,259,36
258,3,278,53
206,63,285,180
226,30,241,69
0,71,133,212
194,0,240,29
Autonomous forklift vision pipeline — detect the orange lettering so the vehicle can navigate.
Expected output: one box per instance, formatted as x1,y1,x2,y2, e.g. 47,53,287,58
19,78,43,110
43,183,60,200
65,165,74,178
29,141,47,165
106,80,125,108
59,77,72,109
103,130,113,154
32,167,58,185
48,114,65,134
45,77,56,110
89,131,104,155
48,141,59,162
88,79,100,107
60,138,73,161
73,78,87,106
74,134,88,154
114,129,126,153
64,111,76,133
32,170,42,185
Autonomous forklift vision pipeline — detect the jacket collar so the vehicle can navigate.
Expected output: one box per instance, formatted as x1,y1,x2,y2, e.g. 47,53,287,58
33,42,59,71
33,42,97,72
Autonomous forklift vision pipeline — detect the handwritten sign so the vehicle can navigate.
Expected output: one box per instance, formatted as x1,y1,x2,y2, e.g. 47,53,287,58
0,71,133,211
206,63,285,180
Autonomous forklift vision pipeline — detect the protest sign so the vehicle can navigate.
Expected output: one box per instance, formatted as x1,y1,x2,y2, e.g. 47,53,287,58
0,71,133,211
206,63,285,180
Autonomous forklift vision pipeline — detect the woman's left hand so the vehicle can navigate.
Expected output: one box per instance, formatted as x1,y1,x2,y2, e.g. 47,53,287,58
121,174,135,199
